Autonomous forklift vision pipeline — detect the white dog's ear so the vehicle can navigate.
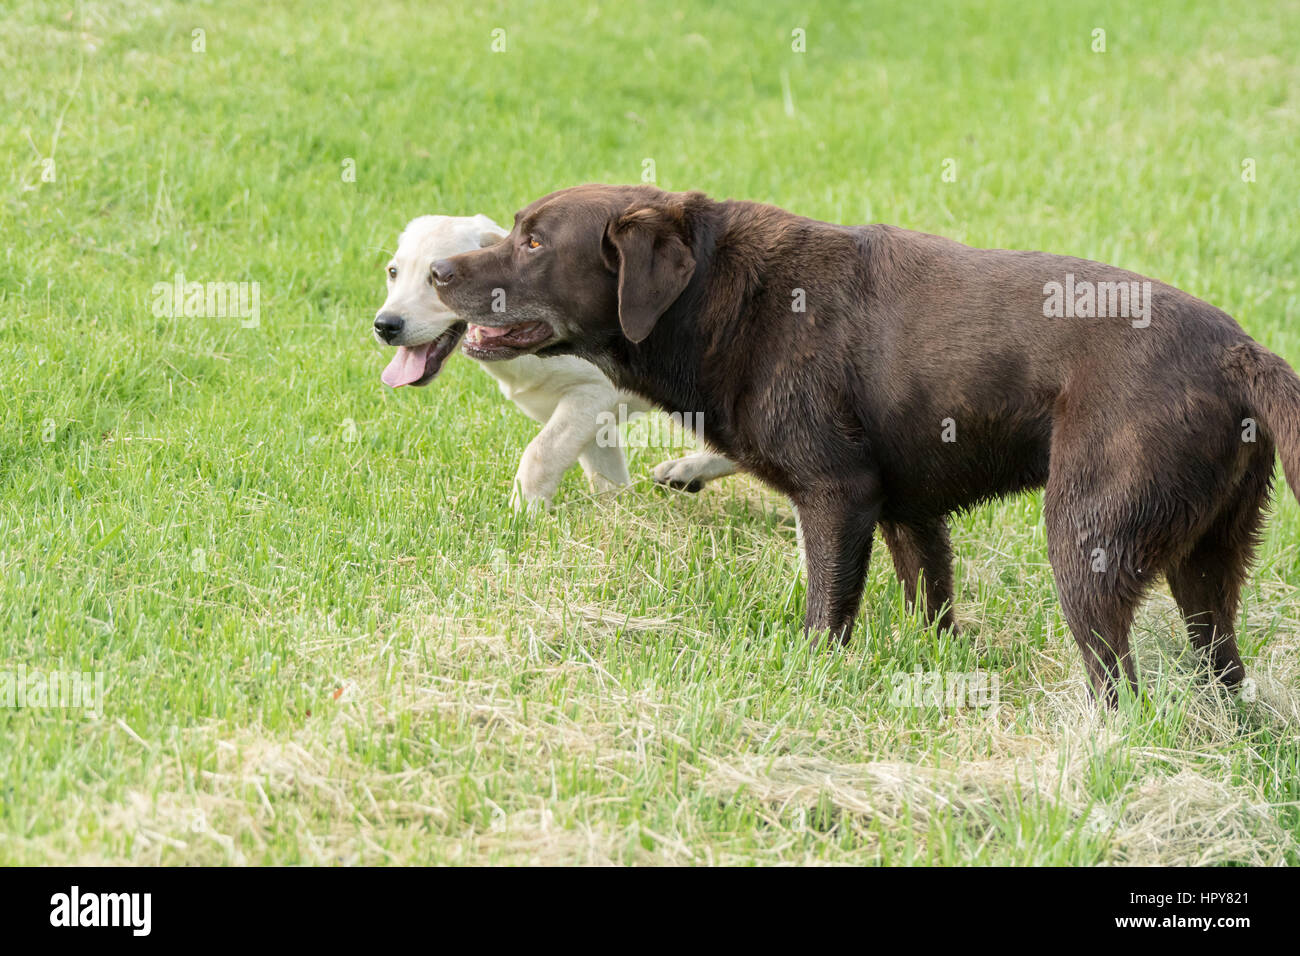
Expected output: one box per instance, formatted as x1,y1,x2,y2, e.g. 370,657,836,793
475,215,508,248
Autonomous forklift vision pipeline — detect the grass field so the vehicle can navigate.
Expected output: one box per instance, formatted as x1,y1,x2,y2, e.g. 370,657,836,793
3,0,1300,865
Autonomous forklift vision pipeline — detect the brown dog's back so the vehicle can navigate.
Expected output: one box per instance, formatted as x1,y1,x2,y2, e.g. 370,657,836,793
431,183,1300,704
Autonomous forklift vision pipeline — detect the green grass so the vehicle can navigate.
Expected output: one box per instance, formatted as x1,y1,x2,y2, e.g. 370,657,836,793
2,0,1299,864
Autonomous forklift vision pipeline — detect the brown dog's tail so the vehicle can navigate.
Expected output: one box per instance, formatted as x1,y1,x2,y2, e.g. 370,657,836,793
1224,340,1300,500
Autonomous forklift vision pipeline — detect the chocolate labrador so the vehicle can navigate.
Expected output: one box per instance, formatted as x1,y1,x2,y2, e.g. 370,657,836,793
432,183,1300,704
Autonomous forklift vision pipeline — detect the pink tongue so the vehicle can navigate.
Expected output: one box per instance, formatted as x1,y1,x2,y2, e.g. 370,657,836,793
381,343,433,388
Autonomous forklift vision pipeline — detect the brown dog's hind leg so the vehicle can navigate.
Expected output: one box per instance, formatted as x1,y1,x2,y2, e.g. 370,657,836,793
1046,533,1144,706
880,518,957,633
795,479,883,646
1044,479,1154,706
1165,469,1270,688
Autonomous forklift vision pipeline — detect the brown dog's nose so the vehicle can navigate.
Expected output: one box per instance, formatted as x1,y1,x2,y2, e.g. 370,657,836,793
431,259,456,285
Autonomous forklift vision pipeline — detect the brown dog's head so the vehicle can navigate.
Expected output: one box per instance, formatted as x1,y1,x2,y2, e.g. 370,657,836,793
432,184,700,360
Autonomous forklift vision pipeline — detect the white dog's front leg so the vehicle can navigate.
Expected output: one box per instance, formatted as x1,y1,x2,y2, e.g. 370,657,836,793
578,439,632,493
511,388,611,512
652,451,739,492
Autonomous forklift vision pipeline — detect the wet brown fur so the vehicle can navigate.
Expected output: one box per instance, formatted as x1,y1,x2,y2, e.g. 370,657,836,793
435,184,1300,705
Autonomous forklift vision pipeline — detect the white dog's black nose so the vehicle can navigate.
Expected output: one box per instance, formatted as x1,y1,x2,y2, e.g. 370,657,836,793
431,259,456,285
374,313,405,342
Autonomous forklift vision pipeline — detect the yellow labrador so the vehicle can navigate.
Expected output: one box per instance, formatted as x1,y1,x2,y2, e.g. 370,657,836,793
375,215,732,508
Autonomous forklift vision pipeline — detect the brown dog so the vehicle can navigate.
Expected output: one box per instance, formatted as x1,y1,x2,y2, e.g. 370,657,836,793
432,183,1300,704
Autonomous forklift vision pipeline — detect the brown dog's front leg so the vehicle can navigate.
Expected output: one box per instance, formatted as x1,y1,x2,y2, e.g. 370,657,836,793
794,481,882,645
879,518,958,633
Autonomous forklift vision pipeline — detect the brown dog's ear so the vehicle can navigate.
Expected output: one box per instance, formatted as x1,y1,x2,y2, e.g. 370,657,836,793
604,205,696,343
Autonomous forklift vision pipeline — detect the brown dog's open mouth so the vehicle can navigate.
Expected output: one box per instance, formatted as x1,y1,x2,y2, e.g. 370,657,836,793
380,322,466,388
462,321,555,359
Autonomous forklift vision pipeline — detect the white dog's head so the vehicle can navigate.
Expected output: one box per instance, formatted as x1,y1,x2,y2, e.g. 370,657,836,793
375,214,508,387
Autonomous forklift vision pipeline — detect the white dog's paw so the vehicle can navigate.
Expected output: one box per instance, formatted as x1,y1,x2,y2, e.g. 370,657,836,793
510,470,557,514
509,487,551,515
586,471,628,494
653,454,728,492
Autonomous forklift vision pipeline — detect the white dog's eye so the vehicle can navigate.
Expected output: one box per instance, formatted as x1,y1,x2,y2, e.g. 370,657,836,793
387,266,397,279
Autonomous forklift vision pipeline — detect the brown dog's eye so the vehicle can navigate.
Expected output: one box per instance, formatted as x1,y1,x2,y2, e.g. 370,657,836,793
387,266,397,279
527,237,541,250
